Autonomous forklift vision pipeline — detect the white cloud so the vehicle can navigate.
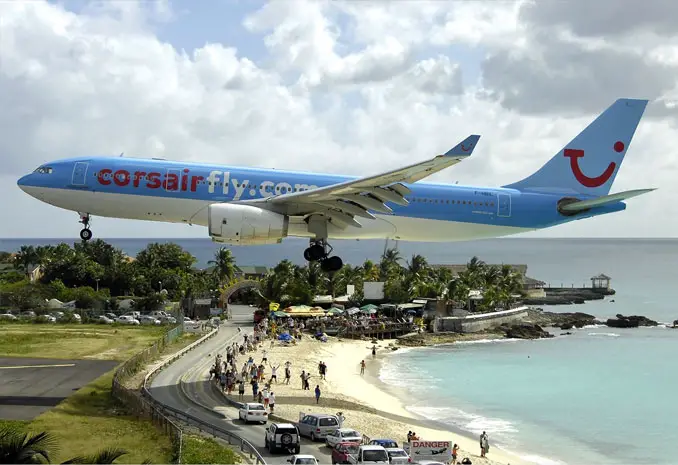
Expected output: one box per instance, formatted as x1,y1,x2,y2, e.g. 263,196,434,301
0,0,677,240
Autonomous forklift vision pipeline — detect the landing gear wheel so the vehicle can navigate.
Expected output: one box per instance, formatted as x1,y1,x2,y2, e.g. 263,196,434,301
79,228,92,241
304,243,326,262
321,256,343,273
79,214,92,242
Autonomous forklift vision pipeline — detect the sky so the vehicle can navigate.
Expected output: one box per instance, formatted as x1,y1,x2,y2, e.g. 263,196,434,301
1,0,677,239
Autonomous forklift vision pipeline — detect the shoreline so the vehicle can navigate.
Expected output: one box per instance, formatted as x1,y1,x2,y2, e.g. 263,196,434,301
250,335,530,465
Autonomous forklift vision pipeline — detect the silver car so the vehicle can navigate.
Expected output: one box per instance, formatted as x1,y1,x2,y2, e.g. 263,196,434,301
297,414,340,441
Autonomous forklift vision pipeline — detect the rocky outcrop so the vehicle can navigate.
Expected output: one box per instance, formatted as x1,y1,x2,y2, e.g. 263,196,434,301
525,308,601,329
605,314,659,328
523,287,615,306
496,323,554,339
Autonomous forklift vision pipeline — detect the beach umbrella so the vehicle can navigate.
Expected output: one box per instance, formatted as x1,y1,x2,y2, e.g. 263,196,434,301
345,307,360,315
360,304,378,311
272,311,288,318
326,307,344,315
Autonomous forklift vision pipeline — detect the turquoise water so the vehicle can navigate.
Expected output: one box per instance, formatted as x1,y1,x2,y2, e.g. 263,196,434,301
3,237,677,463
380,327,678,464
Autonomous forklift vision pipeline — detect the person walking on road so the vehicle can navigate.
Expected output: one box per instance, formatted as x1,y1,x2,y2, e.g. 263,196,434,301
314,385,321,404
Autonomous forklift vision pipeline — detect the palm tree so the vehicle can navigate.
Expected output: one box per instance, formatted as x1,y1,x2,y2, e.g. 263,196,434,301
207,247,236,284
379,248,403,280
361,260,380,282
0,427,56,464
13,245,40,277
0,426,143,464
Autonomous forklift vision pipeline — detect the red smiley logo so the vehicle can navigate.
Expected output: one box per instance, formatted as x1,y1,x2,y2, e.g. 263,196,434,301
564,141,625,188
461,143,472,152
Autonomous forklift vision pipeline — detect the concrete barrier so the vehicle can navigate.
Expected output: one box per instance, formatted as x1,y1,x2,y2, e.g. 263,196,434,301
435,306,529,333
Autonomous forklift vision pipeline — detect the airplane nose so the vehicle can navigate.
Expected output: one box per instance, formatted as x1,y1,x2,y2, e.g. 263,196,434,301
17,174,31,191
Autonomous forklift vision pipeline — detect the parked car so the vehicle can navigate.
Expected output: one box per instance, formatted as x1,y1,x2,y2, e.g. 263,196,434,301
348,445,389,464
0,313,17,321
238,402,268,424
264,423,300,454
96,315,114,324
116,315,140,325
385,448,410,465
20,311,36,319
297,413,340,441
104,312,118,320
369,439,399,449
326,428,363,448
139,315,161,325
287,455,319,465
159,315,176,324
332,442,360,464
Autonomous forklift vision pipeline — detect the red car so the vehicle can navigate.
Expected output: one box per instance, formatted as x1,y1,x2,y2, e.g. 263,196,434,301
331,442,360,465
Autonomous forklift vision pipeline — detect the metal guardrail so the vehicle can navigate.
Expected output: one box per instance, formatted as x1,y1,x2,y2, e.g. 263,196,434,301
111,324,188,463
142,326,267,465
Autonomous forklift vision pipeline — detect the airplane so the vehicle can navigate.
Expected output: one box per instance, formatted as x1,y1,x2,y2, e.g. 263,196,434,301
17,98,655,273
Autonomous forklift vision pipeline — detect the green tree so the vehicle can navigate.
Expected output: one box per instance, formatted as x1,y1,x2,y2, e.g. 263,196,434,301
13,245,40,277
208,247,237,284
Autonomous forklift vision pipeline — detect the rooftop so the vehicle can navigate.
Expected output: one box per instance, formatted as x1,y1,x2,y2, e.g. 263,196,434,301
591,273,611,280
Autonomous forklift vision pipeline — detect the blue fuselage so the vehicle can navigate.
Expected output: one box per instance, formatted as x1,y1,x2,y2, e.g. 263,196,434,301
17,156,625,240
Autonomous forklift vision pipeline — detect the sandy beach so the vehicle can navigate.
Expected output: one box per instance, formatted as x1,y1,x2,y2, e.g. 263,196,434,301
236,333,527,465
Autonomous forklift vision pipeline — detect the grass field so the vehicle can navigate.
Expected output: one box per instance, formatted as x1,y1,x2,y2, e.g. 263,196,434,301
0,323,171,360
0,323,201,463
181,435,242,464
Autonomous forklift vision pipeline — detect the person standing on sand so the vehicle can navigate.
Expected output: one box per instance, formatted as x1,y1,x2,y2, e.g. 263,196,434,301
360,360,366,375
452,444,459,464
480,431,489,457
285,365,291,384
269,391,276,413
315,385,321,403
300,370,306,389
371,346,377,357
238,380,245,401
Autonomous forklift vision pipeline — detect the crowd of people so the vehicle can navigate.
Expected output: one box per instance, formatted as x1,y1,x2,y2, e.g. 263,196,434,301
207,314,490,464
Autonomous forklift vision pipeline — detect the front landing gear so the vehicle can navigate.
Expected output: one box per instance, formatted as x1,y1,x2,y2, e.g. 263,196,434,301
303,239,343,272
79,214,92,242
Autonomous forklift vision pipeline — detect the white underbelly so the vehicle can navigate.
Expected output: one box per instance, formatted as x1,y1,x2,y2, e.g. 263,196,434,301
26,187,532,242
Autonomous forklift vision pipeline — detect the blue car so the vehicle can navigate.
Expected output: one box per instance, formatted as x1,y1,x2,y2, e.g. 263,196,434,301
369,439,399,449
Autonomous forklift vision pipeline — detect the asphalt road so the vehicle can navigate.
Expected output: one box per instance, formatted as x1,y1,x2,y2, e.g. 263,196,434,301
0,357,118,420
149,305,334,465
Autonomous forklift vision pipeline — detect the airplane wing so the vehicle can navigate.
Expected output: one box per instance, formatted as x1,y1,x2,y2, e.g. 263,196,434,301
243,134,480,229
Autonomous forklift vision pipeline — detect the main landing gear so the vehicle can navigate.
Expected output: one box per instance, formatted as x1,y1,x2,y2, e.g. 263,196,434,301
303,239,343,272
79,214,92,242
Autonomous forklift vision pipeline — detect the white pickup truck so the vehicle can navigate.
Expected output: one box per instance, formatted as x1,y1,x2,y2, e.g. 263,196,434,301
348,445,389,464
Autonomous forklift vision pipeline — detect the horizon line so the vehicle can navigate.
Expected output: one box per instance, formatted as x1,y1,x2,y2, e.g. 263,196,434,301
1,237,678,241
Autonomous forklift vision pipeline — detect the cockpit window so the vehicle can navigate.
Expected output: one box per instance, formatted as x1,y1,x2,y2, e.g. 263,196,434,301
34,166,53,174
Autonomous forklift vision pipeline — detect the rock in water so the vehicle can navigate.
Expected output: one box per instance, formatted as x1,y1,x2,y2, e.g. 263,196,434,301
497,323,554,339
606,314,659,328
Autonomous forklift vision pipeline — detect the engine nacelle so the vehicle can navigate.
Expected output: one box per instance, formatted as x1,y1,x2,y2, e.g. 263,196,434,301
208,204,289,245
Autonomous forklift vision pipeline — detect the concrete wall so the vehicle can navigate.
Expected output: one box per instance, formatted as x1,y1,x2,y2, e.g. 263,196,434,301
435,306,528,333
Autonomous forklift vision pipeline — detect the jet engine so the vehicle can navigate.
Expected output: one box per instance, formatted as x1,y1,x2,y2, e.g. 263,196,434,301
207,204,289,245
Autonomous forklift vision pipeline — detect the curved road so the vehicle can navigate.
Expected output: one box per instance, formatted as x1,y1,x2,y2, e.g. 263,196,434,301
149,305,333,465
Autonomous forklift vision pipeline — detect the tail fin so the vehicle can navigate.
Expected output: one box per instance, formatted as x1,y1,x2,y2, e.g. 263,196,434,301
504,98,648,196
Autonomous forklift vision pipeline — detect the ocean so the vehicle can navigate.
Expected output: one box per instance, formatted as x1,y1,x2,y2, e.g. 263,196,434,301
1,237,677,464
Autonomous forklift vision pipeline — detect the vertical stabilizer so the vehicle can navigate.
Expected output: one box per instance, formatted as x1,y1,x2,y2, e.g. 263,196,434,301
504,98,648,196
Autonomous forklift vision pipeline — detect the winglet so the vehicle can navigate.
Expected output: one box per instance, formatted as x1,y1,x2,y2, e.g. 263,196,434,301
443,135,481,157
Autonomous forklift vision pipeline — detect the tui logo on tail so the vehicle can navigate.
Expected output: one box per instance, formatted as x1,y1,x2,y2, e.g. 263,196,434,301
563,141,625,188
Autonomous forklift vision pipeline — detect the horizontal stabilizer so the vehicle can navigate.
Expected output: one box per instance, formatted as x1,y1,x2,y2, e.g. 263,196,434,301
559,188,656,213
